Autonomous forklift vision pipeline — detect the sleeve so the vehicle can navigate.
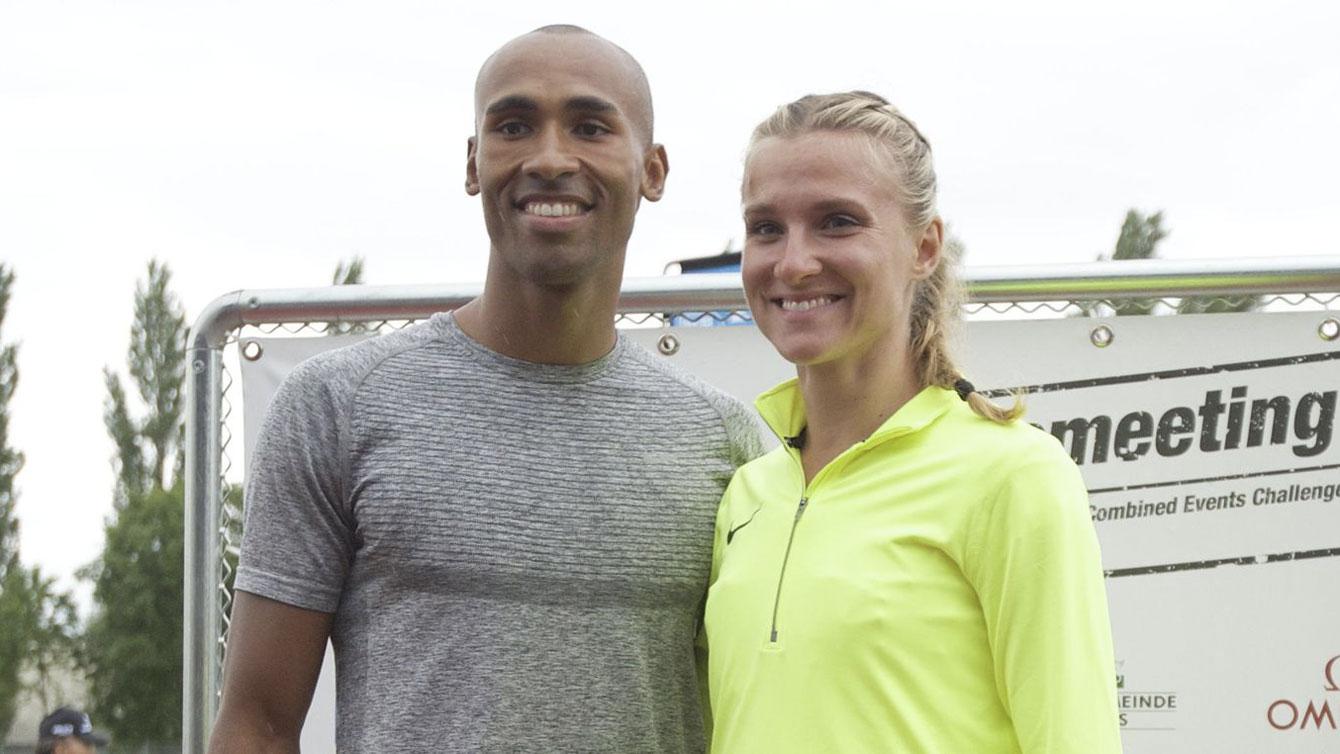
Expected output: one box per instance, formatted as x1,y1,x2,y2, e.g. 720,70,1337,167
698,469,743,746
234,358,356,614
962,451,1123,754
709,391,767,470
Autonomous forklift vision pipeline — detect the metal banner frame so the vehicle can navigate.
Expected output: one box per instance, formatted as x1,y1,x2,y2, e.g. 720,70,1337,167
182,256,1340,752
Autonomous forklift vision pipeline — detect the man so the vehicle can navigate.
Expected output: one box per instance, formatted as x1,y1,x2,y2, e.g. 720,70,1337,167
209,26,761,752
36,707,106,754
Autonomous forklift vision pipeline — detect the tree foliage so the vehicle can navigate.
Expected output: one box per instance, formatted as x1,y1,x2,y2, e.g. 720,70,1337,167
328,255,367,336
0,264,78,741
84,483,183,747
103,260,185,503
0,264,22,573
332,255,364,286
1097,209,1168,316
1088,209,1258,316
0,262,24,738
86,260,187,747
1,263,30,738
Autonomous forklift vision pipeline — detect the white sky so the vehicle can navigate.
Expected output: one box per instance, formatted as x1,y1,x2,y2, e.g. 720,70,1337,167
1,0,1338,608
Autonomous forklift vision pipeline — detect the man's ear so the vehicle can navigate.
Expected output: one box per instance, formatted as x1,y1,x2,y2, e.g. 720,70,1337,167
640,144,668,202
465,136,480,196
912,217,944,279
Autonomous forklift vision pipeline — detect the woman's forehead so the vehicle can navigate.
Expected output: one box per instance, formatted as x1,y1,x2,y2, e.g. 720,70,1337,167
744,132,900,204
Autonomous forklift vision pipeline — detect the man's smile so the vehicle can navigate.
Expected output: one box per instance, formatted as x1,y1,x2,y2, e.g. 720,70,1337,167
522,201,589,217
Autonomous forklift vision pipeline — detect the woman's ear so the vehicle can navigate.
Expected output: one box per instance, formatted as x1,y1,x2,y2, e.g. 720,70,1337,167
912,217,944,279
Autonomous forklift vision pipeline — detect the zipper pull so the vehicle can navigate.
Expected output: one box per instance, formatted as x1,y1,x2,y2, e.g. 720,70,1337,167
794,497,809,521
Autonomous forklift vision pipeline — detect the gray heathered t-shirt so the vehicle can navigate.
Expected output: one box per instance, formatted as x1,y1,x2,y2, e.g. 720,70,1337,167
235,312,763,752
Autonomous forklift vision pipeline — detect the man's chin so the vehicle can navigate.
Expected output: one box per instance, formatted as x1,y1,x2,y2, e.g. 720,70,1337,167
512,251,613,289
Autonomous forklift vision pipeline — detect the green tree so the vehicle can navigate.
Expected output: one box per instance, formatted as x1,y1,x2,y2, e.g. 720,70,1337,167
0,264,78,740
103,260,185,504
332,255,364,285
328,255,367,336
85,260,187,748
84,484,183,748
1088,210,1258,316
1098,209,1168,316
0,262,27,740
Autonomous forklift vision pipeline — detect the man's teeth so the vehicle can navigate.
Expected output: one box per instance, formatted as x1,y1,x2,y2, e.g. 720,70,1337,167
524,202,584,217
780,296,837,312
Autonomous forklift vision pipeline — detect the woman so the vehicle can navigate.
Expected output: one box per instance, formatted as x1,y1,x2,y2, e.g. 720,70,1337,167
705,92,1122,753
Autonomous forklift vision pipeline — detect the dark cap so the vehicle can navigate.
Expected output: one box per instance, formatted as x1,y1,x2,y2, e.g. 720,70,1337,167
38,707,107,745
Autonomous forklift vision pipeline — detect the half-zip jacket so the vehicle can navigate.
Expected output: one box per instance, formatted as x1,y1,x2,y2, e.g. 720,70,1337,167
704,381,1122,754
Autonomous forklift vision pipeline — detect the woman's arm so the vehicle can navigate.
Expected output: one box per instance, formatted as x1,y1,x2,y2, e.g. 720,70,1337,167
965,456,1123,754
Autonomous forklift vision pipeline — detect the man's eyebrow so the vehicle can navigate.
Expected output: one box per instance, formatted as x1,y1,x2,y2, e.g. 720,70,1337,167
484,95,538,116
564,96,618,115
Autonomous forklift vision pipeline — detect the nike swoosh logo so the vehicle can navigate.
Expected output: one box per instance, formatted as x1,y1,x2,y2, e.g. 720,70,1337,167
727,508,761,545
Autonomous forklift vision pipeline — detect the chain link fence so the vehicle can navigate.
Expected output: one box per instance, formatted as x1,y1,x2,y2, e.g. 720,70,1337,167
183,259,1340,752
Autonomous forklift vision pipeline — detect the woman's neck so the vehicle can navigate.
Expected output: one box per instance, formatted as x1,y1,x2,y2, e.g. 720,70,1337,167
795,349,922,484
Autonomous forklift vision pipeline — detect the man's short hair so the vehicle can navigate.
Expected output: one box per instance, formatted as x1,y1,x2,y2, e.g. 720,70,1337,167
475,25,655,144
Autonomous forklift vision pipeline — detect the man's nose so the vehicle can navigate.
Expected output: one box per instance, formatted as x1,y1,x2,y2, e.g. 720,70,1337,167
524,125,580,180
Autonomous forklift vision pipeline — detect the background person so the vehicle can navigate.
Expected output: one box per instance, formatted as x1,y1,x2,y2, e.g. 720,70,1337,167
35,707,106,754
705,91,1122,753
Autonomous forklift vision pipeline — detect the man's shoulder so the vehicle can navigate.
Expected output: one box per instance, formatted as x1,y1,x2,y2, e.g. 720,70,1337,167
276,319,445,406
615,337,764,461
617,337,749,413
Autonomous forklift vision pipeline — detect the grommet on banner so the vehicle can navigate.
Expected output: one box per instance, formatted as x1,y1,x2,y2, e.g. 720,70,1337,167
1089,325,1114,348
1319,317,1340,342
242,341,264,361
658,334,680,356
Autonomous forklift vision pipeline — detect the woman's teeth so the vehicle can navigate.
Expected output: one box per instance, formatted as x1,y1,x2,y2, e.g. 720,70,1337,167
780,296,837,311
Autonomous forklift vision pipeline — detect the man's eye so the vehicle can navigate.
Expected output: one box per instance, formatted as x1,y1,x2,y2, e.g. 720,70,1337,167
574,122,610,137
496,121,531,136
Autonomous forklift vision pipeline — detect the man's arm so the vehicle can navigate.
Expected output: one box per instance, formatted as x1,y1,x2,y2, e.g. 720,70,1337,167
207,591,334,754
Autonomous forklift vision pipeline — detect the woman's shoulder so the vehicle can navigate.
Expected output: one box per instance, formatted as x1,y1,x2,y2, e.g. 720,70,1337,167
935,399,1077,475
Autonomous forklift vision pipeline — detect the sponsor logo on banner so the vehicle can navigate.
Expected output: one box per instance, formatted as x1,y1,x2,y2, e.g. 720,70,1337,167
1266,655,1340,733
1116,660,1180,731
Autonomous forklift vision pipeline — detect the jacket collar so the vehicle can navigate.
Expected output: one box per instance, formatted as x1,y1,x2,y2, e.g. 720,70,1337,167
755,379,957,447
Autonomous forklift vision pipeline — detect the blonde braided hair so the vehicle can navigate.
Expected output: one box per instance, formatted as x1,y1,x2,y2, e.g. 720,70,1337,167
746,91,1022,423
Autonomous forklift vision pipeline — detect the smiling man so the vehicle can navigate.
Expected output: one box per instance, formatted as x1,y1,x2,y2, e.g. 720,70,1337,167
208,26,761,754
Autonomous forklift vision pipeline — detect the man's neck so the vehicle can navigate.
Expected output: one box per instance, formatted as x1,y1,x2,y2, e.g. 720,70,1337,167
452,265,621,366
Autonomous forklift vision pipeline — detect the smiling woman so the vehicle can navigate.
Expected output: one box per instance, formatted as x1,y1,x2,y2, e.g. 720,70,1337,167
705,91,1124,754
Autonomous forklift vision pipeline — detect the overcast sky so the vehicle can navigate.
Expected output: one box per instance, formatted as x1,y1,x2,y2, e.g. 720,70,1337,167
2,0,1338,607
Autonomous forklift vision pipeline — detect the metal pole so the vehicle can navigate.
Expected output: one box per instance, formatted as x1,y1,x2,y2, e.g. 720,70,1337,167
201,257,1340,326
964,256,1340,302
184,294,240,754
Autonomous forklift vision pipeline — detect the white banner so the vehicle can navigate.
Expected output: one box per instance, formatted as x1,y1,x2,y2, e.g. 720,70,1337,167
239,311,1340,752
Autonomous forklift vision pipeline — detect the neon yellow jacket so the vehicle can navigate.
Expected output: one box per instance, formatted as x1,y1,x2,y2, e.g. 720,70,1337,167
705,382,1122,753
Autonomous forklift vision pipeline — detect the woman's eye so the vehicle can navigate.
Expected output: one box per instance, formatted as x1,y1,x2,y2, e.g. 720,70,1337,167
822,214,860,230
746,221,782,238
